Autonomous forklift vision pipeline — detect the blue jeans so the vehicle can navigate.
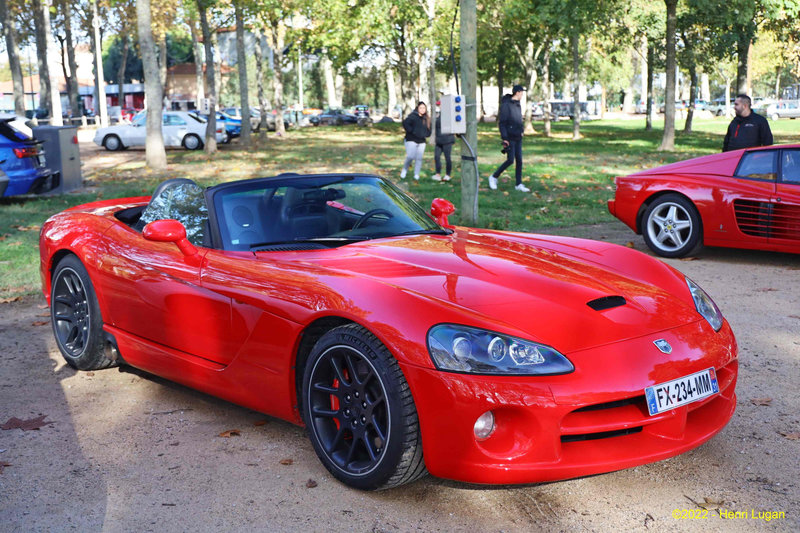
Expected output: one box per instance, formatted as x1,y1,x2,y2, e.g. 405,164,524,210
492,139,523,185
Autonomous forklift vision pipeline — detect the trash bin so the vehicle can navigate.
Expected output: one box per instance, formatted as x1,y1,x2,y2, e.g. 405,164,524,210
31,125,82,193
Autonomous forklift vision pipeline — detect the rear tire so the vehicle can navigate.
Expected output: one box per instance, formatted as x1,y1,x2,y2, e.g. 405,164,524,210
183,134,203,150
301,324,426,490
51,255,115,370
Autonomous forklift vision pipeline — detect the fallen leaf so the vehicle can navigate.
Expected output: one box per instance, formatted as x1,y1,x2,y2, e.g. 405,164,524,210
86,372,95,377
679,257,698,261
788,315,800,320
1,415,53,431
755,288,778,292
31,321,49,326
279,458,293,465
0,461,10,474
750,398,772,406
38,304,49,309
625,241,635,248
779,431,800,440
306,479,318,488
36,312,49,317
698,496,725,509
218,429,241,438
253,420,268,426
0,296,21,304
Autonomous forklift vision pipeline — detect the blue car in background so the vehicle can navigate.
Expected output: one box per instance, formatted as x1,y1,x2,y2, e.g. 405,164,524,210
0,118,54,196
195,111,241,142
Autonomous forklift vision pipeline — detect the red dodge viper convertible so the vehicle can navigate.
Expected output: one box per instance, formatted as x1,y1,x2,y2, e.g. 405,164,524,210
609,144,800,257
40,174,738,490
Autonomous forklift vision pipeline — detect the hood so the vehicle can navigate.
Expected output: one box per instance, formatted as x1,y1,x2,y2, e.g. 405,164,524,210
311,229,701,354
629,150,741,178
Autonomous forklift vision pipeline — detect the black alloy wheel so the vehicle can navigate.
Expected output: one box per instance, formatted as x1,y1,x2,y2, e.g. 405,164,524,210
51,255,114,370
302,324,426,490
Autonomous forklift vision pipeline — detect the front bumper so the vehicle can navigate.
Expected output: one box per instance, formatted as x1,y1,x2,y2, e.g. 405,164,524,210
403,320,737,485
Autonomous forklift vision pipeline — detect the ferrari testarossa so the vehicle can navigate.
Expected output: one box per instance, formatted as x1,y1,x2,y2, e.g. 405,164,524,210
609,144,800,258
40,174,738,490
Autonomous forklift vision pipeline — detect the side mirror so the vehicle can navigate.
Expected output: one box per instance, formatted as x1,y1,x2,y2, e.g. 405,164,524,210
431,198,456,228
143,219,198,256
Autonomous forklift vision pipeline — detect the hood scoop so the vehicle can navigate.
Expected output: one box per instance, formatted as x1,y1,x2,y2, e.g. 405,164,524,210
587,295,627,311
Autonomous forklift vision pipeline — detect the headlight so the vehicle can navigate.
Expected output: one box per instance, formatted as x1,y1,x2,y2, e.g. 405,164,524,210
427,324,574,375
686,277,723,331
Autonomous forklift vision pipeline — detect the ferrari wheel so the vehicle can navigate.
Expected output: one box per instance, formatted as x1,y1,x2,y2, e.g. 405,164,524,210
642,194,702,258
301,324,426,490
51,255,114,370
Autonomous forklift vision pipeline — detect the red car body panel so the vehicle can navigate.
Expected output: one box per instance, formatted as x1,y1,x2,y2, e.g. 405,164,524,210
40,195,738,485
609,144,800,254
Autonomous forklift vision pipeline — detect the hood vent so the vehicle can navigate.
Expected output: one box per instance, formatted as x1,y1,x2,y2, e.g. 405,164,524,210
587,295,626,311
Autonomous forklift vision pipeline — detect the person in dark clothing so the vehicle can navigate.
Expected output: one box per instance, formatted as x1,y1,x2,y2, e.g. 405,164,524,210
489,84,529,192
432,113,456,182
723,94,773,152
401,102,432,180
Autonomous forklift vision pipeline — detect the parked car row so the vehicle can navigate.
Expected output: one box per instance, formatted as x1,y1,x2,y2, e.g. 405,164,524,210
93,111,225,151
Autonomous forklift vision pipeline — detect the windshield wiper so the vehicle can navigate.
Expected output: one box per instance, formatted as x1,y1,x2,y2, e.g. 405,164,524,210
249,236,372,250
393,228,453,237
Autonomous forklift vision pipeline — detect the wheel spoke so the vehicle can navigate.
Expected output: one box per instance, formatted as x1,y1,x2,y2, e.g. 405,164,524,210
53,313,73,322
655,229,671,245
54,296,72,307
672,231,686,247
311,406,338,418
673,219,692,231
326,426,346,453
312,382,338,394
666,205,679,221
361,434,377,462
329,356,350,385
370,415,387,445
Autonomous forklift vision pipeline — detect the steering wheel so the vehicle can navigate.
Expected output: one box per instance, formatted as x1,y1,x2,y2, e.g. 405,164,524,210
353,209,394,229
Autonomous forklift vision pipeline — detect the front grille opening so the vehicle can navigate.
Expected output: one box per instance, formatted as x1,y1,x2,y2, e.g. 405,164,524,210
587,295,626,311
573,396,643,412
561,426,642,443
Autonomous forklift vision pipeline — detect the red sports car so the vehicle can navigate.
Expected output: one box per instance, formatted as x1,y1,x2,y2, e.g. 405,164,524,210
609,144,800,257
40,174,738,490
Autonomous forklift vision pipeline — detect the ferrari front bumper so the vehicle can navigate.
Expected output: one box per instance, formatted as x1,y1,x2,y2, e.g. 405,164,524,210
402,320,738,485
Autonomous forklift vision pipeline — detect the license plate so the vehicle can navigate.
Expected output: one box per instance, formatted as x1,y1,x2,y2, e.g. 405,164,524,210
37,154,46,166
645,368,719,416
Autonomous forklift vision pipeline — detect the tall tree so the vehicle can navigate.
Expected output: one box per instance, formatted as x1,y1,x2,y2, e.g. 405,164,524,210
137,0,167,169
659,0,678,151
234,0,251,144
197,0,217,153
33,0,54,120
55,0,81,118
0,0,25,116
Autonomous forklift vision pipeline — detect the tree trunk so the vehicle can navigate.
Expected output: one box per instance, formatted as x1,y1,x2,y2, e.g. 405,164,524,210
646,44,654,131
640,36,648,108
137,0,167,169
254,30,268,134
684,62,697,133
321,55,338,108
478,80,485,121
525,65,537,135
235,2,251,145
497,55,504,119
271,20,286,136
736,35,749,95
33,0,52,119
189,16,205,104
92,0,108,126
601,85,607,119
159,34,168,97
0,0,26,116
543,46,551,137
197,0,217,153
460,0,478,225
659,0,677,151
774,66,782,99
386,68,397,117
118,34,129,109
571,31,581,141
64,2,80,118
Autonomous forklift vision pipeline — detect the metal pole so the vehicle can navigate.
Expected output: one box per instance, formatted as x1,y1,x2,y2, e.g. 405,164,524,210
459,0,478,225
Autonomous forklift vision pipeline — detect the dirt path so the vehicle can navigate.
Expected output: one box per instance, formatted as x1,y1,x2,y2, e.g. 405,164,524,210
1,219,798,531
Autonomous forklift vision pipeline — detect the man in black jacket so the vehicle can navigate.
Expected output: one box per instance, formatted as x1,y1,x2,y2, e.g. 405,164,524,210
723,94,773,152
489,84,529,192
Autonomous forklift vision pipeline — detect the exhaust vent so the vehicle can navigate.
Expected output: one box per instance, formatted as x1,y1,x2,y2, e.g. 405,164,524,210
587,295,626,311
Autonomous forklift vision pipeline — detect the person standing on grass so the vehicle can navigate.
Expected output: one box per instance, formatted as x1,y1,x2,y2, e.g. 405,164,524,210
432,110,455,182
723,94,773,152
489,84,529,192
401,102,432,180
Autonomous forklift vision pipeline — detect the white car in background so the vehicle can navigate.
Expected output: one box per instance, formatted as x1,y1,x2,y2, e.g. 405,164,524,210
93,111,225,151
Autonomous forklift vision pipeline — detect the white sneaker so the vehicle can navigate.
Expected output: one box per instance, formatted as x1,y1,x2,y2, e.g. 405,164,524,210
443,175,451,182
432,174,442,181
488,175,498,190
400,170,407,179
515,183,531,192
413,175,420,181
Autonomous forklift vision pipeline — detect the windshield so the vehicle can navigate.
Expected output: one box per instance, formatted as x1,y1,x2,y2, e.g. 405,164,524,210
211,175,444,251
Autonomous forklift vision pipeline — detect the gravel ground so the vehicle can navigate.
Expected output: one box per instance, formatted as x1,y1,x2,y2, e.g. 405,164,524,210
1,210,798,531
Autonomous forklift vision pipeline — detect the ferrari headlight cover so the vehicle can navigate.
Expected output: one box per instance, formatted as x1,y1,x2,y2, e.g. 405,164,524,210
686,277,723,331
427,324,574,375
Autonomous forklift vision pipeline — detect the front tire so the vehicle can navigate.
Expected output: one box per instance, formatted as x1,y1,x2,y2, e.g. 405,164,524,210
103,134,122,151
301,324,426,490
771,113,779,121
182,134,203,150
51,255,115,370
642,194,702,258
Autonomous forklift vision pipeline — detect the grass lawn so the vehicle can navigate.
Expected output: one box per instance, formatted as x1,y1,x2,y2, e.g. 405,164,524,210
2,115,799,299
